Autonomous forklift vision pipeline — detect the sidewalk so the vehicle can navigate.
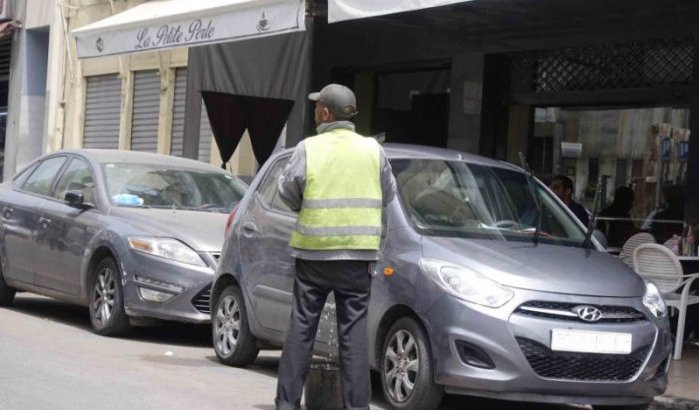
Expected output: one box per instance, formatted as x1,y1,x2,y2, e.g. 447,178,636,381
655,344,699,409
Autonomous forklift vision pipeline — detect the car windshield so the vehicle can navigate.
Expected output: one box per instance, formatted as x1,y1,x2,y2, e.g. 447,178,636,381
391,158,586,247
103,162,246,213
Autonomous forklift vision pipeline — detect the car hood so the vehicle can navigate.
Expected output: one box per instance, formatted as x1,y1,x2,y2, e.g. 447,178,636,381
111,208,227,252
420,236,645,297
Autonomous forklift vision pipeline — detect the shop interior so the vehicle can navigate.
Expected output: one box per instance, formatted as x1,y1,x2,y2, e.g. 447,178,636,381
529,105,690,239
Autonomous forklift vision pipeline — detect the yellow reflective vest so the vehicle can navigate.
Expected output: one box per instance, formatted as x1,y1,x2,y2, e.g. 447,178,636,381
289,128,382,251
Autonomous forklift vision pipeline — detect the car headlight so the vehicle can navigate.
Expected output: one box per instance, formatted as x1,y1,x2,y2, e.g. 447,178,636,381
419,258,514,308
128,236,206,267
642,281,666,318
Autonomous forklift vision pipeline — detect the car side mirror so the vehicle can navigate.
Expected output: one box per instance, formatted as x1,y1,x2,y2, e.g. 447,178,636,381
65,190,89,208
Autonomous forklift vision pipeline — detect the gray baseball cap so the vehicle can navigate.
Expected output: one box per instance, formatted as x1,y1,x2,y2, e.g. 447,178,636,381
308,84,358,119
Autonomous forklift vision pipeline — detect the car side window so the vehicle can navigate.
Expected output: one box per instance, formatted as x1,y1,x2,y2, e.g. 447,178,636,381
53,158,96,205
257,157,292,212
12,162,39,189
21,156,68,196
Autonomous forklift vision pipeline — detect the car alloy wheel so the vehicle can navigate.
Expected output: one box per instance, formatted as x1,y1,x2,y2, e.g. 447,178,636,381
89,257,130,336
385,329,419,403
92,266,116,326
214,294,241,356
381,317,443,410
212,285,259,366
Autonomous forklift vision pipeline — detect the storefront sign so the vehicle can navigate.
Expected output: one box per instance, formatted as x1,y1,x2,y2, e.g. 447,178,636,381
74,0,305,59
329,0,474,23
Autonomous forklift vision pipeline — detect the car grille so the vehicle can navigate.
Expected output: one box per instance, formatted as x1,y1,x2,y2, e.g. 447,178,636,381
516,337,651,381
192,284,212,315
515,301,646,323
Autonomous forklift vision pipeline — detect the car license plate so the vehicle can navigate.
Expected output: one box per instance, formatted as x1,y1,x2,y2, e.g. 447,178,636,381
551,329,632,355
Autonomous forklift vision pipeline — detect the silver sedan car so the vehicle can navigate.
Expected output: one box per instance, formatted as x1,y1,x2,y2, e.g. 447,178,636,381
0,149,246,335
211,144,671,410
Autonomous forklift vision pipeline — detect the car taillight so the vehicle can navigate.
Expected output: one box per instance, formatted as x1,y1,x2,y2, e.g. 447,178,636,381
225,205,239,236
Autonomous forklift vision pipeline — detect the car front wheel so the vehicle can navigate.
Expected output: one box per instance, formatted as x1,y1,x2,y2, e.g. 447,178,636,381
381,317,444,410
212,285,259,366
89,257,130,336
0,263,15,306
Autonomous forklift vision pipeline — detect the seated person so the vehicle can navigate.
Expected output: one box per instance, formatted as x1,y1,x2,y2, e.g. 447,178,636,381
598,186,638,248
650,185,685,244
549,175,589,227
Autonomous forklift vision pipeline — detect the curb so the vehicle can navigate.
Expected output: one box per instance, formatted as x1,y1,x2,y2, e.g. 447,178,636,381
655,396,699,410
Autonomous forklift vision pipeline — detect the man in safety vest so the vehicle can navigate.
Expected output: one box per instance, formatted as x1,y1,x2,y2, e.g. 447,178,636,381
275,84,396,410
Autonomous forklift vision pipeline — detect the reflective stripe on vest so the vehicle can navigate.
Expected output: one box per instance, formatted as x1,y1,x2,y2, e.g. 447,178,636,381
289,129,382,251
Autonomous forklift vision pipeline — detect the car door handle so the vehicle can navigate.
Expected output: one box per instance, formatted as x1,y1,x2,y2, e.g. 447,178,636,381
39,217,51,229
242,222,258,236
2,206,13,219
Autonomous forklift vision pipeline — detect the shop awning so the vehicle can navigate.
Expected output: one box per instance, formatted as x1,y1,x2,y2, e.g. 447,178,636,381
328,0,474,23
72,0,305,58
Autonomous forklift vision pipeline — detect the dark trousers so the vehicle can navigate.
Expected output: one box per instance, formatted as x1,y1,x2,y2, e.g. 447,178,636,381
275,259,372,410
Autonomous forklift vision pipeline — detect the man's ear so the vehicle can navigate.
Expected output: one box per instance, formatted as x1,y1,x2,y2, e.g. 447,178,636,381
323,107,335,122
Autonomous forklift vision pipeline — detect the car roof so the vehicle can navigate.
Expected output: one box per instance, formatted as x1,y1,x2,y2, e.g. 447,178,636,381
274,142,523,173
58,149,223,172
382,143,521,171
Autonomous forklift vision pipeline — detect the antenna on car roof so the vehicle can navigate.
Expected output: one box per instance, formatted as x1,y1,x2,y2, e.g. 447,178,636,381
518,152,542,245
582,176,604,250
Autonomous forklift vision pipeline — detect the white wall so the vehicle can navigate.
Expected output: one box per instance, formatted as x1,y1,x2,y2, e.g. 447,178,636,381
2,0,57,180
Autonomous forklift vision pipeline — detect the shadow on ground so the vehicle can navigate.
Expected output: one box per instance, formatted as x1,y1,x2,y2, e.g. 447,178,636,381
9,293,212,348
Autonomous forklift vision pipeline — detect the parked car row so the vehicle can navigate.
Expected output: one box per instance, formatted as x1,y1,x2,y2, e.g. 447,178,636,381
0,146,672,410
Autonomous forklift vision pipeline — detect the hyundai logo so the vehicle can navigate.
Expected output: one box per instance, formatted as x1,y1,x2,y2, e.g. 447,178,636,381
573,305,603,322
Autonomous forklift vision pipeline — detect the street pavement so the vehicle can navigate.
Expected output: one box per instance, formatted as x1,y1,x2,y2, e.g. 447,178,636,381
0,294,691,410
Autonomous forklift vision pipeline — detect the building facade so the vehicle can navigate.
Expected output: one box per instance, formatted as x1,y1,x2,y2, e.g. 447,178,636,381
3,0,259,181
4,0,699,225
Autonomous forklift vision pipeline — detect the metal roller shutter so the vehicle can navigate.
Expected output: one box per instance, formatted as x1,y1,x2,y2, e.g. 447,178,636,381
170,68,187,157
83,74,121,149
0,37,11,78
199,103,213,162
171,69,212,162
131,70,160,152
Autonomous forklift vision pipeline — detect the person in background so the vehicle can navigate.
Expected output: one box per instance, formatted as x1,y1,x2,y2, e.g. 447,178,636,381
598,186,638,248
650,185,685,244
549,174,590,227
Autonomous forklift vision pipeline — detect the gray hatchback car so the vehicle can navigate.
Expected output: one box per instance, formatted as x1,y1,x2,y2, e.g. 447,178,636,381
211,144,671,410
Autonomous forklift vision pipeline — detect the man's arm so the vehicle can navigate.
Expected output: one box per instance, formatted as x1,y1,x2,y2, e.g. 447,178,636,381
277,142,306,212
379,147,397,207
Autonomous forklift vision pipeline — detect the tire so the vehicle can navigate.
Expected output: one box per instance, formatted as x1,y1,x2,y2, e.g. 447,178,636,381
380,317,444,410
89,257,130,336
212,285,259,366
0,263,15,306
593,404,651,410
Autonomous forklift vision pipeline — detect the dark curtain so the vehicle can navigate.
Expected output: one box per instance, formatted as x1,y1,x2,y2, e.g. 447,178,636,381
202,92,294,167
184,20,313,160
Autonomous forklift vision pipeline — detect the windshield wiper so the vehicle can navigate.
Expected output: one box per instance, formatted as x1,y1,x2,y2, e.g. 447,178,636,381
581,176,603,249
518,152,542,245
